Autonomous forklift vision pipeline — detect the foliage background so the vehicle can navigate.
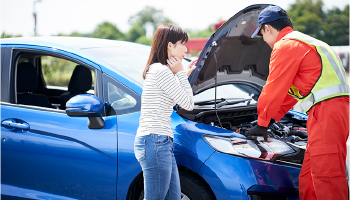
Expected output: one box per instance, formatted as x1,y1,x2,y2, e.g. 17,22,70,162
2,0,348,86
2,0,348,46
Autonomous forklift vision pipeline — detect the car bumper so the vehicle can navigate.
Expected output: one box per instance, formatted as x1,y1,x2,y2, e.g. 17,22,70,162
197,151,301,200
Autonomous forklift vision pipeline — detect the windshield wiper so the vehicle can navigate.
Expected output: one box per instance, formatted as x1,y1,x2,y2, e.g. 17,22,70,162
216,98,252,108
194,98,226,106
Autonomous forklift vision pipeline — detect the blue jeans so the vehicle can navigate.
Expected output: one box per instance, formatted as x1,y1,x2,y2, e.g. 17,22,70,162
134,134,181,200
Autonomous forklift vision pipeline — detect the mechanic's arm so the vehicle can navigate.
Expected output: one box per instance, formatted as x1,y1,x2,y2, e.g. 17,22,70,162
257,41,305,127
273,93,298,122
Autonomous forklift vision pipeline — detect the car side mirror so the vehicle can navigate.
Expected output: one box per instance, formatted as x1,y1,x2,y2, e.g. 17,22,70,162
66,94,105,129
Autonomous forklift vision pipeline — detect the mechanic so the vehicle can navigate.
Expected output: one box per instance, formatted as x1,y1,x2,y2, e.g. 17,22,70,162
247,5,349,200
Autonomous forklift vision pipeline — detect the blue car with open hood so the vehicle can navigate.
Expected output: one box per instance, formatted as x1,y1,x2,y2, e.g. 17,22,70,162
2,4,312,200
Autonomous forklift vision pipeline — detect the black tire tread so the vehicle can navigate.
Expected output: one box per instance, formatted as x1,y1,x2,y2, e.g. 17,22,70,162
180,171,216,200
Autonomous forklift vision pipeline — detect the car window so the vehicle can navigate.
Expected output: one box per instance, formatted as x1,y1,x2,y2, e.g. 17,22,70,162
14,53,96,110
108,82,137,110
41,56,94,90
103,73,141,116
19,58,29,63
193,83,259,104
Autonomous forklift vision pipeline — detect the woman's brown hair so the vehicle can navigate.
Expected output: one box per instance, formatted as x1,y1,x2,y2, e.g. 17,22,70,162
142,23,188,79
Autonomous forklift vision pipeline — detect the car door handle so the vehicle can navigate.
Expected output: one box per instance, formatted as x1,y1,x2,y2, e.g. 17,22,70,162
1,119,30,130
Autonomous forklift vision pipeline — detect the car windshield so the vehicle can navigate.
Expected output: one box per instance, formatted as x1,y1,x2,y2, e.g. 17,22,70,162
81,46,190,85
194,84,258,106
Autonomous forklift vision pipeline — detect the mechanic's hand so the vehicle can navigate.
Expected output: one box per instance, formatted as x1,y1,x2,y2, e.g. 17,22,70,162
186,59,197,77
246,125,268,142
167,57,184,74
268,118,276,127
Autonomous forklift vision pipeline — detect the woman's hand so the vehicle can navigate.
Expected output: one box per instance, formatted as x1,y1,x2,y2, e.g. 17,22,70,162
167,57,184,74
186,59,197,77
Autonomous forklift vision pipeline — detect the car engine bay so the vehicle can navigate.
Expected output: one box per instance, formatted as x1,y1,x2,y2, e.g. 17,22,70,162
235,114,308,144
178,106,308,143
178,106,308,165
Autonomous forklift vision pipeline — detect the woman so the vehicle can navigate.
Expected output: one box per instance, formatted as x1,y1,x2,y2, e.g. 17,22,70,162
134,23,196,200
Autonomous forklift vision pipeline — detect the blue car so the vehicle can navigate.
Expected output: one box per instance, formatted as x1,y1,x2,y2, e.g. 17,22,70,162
2,4,310,200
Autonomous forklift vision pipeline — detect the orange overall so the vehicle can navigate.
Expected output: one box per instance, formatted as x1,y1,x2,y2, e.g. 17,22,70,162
257,26,349,200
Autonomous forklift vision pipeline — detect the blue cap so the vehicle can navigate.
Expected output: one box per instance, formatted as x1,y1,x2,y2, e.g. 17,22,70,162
251,5,288,38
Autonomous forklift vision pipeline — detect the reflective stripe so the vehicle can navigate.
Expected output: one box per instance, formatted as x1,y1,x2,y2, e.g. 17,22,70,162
313,84,349,101
283,32,347,86
300,95,314,112
317,45,346,86
300,84,349,112
332,48,349,85
282,31,349,113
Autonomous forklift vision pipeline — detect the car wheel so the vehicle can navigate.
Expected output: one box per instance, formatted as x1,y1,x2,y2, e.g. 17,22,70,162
138,171,215,200
180,171,216,200
138,190,193,200
138,190,144,200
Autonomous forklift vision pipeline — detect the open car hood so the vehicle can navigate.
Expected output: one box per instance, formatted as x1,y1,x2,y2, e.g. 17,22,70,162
189,4,273,95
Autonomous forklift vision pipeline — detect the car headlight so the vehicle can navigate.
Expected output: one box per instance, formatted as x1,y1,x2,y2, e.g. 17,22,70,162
203,135,295,161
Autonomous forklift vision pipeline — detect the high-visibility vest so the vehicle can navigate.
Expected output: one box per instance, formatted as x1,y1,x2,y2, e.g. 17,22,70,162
282,31,349,113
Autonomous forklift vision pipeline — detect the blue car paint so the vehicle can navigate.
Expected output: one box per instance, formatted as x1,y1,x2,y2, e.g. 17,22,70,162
1,37,304,200
172,117,217,172
1,105,118,199
114,111,218,199
2,184,79,200
66,94,104,114
173,118,244,172
198,151,301,199
286,110,308,120
114,111,141,199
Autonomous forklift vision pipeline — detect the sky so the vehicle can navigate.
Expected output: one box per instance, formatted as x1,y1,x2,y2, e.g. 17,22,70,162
1,0,349,37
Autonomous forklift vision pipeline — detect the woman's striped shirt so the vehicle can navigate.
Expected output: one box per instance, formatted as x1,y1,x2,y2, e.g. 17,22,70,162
136,63,194,138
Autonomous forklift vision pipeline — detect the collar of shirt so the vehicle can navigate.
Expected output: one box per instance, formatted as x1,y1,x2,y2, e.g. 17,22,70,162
275,26,294,43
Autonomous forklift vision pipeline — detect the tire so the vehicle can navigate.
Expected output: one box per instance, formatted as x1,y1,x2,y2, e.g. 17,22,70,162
137,171,216,200
138,190,144,200
180,171,216,200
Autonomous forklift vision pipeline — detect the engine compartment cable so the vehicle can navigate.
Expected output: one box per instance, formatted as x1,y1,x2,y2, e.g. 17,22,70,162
213,44,223,128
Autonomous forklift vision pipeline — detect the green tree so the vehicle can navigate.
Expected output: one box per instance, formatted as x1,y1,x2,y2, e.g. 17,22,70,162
288,0,327,41
57,32,90,37
326,5,350,45
288,0,349,45
91,21,125,40
135,35,152,45
70,32,90,37
128,6,172,35
126,24,146,42
324,5,349,45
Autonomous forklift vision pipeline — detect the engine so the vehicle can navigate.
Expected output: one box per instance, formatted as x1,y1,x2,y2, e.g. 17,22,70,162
179,106,308,145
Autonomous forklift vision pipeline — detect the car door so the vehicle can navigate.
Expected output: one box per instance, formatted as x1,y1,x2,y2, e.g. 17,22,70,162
0,45,6,98
102,73,142,200
1,46,118,200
